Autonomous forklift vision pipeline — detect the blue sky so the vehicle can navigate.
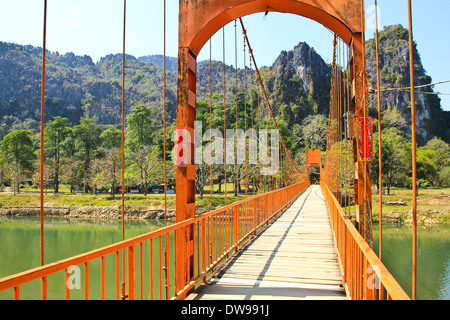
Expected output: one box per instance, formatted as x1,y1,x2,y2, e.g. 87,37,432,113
1,0,449,110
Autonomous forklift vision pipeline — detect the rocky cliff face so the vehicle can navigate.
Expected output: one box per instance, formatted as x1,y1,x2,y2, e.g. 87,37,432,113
0,42,178,137
1,26,448,143
278,42,332,96
365,25,449,143
261,42,332,128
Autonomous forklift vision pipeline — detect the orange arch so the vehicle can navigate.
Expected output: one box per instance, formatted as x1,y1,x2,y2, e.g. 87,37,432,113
307,149,322,169
179,0,364,56
175,1,368,294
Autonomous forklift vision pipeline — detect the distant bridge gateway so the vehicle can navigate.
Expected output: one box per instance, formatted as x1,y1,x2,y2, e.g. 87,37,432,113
0,0,420,300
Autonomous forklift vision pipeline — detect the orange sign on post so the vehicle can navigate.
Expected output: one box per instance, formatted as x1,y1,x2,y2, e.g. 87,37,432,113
355,117,374,162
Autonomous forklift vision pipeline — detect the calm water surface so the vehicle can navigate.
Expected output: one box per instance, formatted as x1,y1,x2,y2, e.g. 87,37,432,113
1,216,449,300
0,216,172,300
373,224,450,300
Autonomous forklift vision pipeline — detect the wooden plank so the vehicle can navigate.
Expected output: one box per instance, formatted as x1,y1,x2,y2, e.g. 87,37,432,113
187,186,347,300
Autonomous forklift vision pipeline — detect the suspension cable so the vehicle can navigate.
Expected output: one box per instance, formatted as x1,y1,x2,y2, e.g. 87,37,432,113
223,27,227,205
163,0,167,227
40,0,48,300
346,44,352,219
250,44,256,194
374,0,383,264
243,27,248,198
407,0,418,301
360,0,370,243
163,0,170,299
379,79,450,92
120,0,127,300
235,20,239,201
209,39,213,210
343,38,350,213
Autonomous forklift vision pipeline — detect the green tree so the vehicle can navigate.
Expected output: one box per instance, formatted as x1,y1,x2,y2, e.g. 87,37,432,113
72,118,103,192
44,116,71,193
126,105,154,151
151,122,176,162
126,105,158,194
423,137,450,186
0,150,11,188
372,127,412,194
298,115,329,151
129,145,161,195
97,125,122,197
0,130,35,194
93,149,121,197
440,167,450,187
100,125,122,150
58,127,82,193
417,148,438,187
372,136,396,194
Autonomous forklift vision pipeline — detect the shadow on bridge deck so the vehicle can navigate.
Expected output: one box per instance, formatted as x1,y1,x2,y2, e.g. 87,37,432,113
187,185,347,300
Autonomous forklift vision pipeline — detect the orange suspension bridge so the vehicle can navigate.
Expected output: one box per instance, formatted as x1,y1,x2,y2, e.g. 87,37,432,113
0,0,421,300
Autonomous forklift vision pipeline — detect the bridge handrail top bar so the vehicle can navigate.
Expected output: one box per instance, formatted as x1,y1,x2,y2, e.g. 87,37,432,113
196,182,307,218
0,182,306,293
321,182,410,300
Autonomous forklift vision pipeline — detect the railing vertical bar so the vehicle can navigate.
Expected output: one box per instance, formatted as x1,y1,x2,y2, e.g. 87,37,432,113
234,206,238,248
360,251,364,300
209,217,213,266
229,207,232,249
354,248,358,300
192,223,196,282
379,282,385,300
84,261,89,300
101,256,105,300
166,232,171,300
65,268,70,300
159,235,162,300
187,229,191,289
355,248,359,300
150,238,154,300
197,221,200,278
213,216,218,261
115,251,120,300
41,276,47,300
354,242,357,299
227,208,231,250
201,219,206,282
224,209,228,252
128,245,136,300
14,286,20,300
221,209,225,254
363,258,367,300
140,242,144,300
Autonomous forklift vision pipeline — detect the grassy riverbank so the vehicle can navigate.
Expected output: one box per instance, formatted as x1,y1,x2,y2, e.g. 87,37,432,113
372,188,450,225
0,184,252,214
1,185,449,224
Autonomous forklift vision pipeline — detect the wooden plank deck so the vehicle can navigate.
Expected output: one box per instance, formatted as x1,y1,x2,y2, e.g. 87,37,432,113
187,185,347,300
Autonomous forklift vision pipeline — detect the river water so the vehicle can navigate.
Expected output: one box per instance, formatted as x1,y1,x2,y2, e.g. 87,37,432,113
373,224,450,300
0,216,449,300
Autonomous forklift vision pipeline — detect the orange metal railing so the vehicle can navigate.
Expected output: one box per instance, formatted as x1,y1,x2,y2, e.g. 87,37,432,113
0,182,309,300
321,181,410,300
